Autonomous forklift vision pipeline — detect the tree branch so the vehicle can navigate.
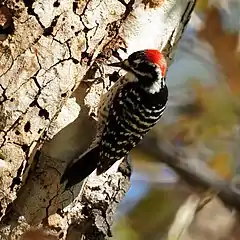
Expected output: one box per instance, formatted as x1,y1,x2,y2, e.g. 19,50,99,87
138,135,240,210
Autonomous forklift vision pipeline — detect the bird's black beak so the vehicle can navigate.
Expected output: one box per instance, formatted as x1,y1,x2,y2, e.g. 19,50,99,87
108,59,129,70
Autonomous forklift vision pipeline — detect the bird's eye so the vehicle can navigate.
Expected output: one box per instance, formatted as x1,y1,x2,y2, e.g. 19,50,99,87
131,59,141,68
132,62,138,68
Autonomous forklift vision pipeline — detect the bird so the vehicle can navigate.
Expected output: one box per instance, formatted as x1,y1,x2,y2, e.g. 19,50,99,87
60,49,168,189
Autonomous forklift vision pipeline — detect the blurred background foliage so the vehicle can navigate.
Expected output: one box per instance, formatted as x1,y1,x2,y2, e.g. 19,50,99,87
113,0,240,239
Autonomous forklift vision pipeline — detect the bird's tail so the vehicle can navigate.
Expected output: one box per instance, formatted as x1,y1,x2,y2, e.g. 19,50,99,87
60,146,99,189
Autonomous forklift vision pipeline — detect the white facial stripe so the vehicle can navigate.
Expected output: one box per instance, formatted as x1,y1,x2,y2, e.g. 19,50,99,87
148,79,164,94
132,58,142,65
146,77,165,94
131,68,153,78
130,60,164,79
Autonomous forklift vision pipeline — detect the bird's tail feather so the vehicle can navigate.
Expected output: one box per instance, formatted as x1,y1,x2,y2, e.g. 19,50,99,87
60,146,99,189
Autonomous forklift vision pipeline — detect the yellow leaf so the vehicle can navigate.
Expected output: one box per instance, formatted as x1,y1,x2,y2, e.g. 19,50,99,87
196,0,209,12
208,152,232,179
198,7,240,94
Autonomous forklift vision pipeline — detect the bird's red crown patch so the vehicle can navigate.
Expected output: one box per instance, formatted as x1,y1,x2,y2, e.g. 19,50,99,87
145,49,167,76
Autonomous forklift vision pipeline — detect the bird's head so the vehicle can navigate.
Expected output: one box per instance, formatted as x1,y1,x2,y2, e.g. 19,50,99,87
109,49,167,92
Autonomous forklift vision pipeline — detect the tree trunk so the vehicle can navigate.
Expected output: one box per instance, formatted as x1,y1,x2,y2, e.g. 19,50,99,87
0,0,196,239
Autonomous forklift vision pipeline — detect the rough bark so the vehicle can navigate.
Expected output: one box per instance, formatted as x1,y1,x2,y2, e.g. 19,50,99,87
0,0,196,239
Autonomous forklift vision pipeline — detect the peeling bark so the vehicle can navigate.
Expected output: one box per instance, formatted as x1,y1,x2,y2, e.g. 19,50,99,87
0,0,196,239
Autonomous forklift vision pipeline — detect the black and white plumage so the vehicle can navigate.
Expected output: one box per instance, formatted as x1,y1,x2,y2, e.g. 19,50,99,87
61,49,168,189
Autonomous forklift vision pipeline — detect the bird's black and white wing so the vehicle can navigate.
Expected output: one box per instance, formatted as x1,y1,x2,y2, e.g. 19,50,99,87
96,82,167,174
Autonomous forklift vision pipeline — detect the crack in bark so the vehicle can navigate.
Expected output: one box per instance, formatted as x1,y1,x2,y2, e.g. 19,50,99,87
23,0,44,29
65,41,79,64
44,57,79,75
7,139,39,191
162,0,196,64
94,0,135,64
0,67,55,148
72,0,100,65
0,111,28,148
0,45,14,78
9,156,27,191
180,1,196,24
43,15,61,37
0,83,8,104
121,0,135,20
79,201,112,237
45,193,59,222
28,76,50,120
77,164,131,238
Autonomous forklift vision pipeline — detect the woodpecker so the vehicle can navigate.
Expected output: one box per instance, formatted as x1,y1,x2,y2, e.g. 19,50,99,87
61,49,168,189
